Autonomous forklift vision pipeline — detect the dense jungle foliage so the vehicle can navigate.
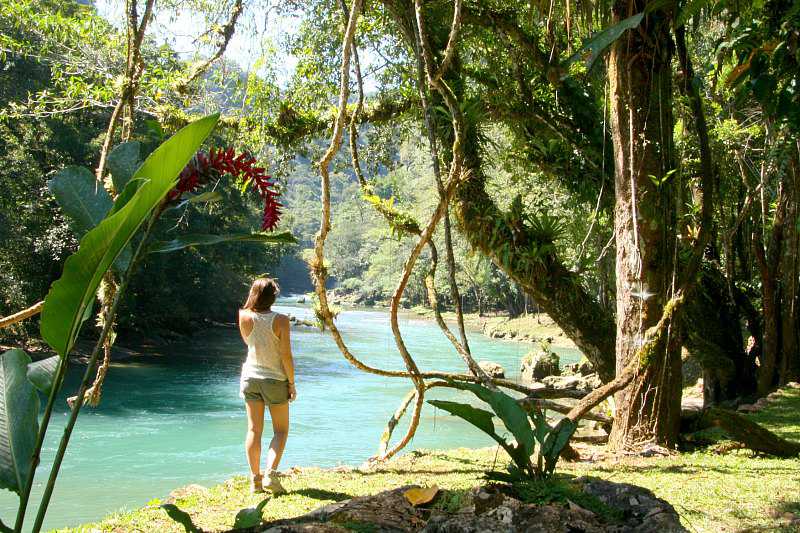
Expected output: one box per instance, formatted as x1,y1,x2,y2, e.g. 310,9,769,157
0,0,549,347
2,0,799,450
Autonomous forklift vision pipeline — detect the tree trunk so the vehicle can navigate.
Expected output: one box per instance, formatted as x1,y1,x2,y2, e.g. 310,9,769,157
607,1,682,451
755,177,787,395
683,265,756,402
780,151,799,383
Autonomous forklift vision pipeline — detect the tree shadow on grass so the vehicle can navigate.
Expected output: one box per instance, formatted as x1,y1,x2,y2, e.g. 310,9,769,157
292,488,353,501
351,467,486,476
585,462,800,477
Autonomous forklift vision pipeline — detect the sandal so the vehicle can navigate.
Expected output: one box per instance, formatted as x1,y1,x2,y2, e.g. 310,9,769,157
250,473,264,494
265,469,286,495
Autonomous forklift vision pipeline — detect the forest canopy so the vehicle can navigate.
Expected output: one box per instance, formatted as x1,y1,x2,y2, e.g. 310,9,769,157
1,0,799,454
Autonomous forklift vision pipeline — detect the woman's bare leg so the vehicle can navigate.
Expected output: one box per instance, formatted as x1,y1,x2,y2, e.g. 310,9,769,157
245,399,265,476
265,402,289,471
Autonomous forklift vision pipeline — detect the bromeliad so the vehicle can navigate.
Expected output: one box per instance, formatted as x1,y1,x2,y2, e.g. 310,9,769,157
170,147,282,230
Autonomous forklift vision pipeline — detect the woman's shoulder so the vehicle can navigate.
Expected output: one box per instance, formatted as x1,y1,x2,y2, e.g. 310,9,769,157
272,312,289,323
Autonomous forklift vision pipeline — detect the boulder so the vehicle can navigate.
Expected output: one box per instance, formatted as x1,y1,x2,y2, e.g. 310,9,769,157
577,477,686,532
541,373,602,391
521,351,560,383
563,357,595,377
478,361,506,379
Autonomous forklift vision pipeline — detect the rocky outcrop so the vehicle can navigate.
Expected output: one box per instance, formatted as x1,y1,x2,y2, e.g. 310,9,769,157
521,351,560,383
542,373,603,391
478,361,505,379
563,357,594,377
424,481,685,533
288,314,315,328
259,480,686,532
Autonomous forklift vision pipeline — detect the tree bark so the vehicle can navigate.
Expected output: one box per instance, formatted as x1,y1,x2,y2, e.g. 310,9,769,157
607,1,682,450
780,149,799,383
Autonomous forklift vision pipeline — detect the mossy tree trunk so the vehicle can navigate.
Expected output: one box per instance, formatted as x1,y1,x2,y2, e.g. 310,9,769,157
607,1,682,450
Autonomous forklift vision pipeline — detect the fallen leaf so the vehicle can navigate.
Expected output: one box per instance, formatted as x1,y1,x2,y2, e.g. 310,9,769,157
404,485,439,506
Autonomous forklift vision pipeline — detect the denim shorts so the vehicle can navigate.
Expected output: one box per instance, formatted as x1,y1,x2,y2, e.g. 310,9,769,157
240,377,289,404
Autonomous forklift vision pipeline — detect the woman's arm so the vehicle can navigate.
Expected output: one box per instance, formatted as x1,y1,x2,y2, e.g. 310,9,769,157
275,314,296,400
238,310,254,343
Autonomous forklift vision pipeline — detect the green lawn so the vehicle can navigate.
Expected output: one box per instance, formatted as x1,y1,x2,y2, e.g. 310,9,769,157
65,387,800,533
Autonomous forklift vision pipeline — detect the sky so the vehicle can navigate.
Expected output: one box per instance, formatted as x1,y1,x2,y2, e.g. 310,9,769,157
94,0,301,83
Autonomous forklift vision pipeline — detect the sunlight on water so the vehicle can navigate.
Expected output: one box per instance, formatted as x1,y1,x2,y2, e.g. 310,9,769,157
2,300,580,530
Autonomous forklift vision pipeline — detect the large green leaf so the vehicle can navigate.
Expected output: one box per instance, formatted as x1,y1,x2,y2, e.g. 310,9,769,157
109,178,145,217
26,356,59,395
541,419,578,474
428,400,509,449
40,114,220,357
106,141,142,193
446,381,536,458
565,13,645,72
147,231,296,254
47,166,113,237
233,499,269,528
0,350,39,494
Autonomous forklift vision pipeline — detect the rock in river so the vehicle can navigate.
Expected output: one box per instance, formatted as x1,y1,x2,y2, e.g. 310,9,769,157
478,360,505,378
521,350,560,383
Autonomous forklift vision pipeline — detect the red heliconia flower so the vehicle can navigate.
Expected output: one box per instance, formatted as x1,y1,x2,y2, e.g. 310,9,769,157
169,147,282,231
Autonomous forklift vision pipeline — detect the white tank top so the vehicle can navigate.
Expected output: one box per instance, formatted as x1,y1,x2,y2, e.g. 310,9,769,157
241,310,287,381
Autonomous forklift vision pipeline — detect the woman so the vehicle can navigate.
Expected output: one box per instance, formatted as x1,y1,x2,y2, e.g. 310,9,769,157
238,277,296,494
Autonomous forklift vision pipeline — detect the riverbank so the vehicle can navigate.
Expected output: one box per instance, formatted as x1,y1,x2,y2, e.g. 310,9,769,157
71,386,800,532
318,288,579,351
410,306,578,350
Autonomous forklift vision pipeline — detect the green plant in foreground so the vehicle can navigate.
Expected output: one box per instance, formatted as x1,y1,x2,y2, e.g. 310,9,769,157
1,114,295,533
428,380,577,480
161,499,269,532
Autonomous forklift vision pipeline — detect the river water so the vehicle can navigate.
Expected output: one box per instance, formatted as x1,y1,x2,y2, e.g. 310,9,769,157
2,299,580,531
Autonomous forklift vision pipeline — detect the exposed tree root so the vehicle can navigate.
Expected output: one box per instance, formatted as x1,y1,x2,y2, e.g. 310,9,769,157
684,407,800,457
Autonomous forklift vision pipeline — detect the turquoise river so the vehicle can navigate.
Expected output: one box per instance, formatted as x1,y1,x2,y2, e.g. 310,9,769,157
2,299,580,531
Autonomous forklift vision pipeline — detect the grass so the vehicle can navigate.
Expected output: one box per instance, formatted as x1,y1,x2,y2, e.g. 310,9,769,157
65,387,800,533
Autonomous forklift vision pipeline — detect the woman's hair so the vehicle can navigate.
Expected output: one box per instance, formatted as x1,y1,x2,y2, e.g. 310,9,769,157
242,277,280,312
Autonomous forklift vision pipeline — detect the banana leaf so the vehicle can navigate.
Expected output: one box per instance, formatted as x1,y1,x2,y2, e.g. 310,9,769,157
26,356,59,396
541,419,578,474
0,350,39,494
444,381,536,458
40,114,220,357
